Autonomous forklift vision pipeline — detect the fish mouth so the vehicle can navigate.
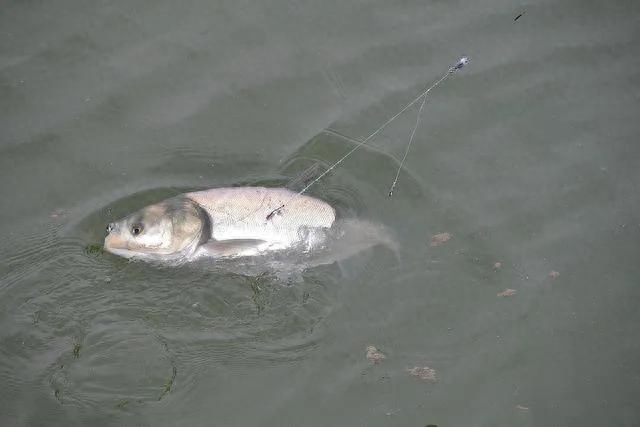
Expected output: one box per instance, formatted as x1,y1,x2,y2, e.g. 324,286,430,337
103,234,136,258
103,232,197,261
104,233,127,250
103,235,159,259
103,246,138,259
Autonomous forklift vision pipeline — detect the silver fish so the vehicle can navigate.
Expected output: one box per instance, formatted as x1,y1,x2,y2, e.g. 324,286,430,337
104,187,336,263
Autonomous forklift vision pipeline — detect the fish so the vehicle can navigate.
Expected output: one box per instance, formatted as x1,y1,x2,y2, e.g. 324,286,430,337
104,187,338,263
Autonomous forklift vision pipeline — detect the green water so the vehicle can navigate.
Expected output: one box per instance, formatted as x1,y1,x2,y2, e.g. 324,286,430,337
1,0,639,425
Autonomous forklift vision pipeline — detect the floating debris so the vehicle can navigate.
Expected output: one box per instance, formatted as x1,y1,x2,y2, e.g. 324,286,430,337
407,366,437,382
516,404,530,411
116,399,130,409
549,270,560,279
366,345,386,364
430,232,452,247
85,244,104,256
162,378,173,394
72,343,81,359
497,288,517,297
493,261,503,270
158,367,177,401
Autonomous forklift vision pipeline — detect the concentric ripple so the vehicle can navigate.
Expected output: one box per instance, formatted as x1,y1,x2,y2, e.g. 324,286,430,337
49,318,176,409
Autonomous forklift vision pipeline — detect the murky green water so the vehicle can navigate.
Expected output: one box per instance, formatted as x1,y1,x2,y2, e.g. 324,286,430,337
1,0,639,425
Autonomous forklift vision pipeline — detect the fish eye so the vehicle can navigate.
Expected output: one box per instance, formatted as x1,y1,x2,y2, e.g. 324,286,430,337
131,224,144,236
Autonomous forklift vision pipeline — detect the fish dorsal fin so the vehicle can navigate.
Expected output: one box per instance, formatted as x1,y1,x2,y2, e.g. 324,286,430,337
199,239,267,258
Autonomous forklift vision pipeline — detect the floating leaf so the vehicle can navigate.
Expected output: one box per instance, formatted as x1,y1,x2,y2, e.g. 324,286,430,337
497,288,517,297
366,345,386,364
430,232,452,247
407,366,437,382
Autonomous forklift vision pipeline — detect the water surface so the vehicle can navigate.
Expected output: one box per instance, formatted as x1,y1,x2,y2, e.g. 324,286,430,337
1,0,639,425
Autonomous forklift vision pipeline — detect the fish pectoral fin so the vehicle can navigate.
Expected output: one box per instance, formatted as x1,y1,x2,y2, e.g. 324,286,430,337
199,239,267,258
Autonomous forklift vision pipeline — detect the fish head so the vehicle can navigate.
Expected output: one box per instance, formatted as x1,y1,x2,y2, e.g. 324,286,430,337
104,197,207,261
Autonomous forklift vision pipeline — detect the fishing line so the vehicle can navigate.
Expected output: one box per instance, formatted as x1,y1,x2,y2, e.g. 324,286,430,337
266,56,469,220
387,91,427,198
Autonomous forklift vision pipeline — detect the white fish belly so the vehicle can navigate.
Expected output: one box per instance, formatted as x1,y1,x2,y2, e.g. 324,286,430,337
186,187,336,247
